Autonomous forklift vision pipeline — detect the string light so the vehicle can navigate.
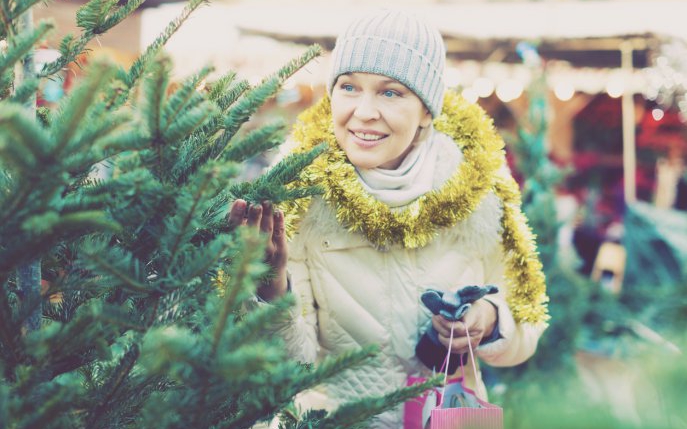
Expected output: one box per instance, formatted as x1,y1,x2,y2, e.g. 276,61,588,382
461,86,479,103
554,82,575,101
473,77,495,98
496,79,523,102
606,80,624,98
651,108,665,121
646,39,687,122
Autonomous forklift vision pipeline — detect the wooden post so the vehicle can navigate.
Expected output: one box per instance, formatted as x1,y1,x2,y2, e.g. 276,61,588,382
17,9,42,332
620,41,636,204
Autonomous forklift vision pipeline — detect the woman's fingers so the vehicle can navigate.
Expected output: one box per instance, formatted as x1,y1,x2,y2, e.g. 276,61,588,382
437,335,468,353
271,210,288,265
228,199,248,231
246,203,262,227
260,201,274,235
432,315,481,354
228,200,288,275
432,316,466,338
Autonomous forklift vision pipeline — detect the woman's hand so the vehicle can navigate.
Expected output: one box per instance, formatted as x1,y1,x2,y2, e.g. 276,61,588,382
228,199,288,301
431,299,498,354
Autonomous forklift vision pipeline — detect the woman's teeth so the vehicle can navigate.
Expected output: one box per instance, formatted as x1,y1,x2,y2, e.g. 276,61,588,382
353,131,384,141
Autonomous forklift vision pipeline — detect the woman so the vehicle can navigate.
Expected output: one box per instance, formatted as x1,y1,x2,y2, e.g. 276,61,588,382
230,9,549,428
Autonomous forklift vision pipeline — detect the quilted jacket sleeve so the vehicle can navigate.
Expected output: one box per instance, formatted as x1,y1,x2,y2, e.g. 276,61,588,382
274,232,320,363
475,242,547,367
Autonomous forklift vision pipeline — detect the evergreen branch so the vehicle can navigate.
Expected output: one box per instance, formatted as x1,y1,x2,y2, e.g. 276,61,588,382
5,0,44,28
162,102,217,145
140,54,169,150
15,385,76,429
170,78,250,183
318,377,442,429
8,76,39,105
76,0,145,35
63,115,148,173
125,0,207,88
39,0,145,77
223,143,326,205
84,344,140,429
68,98,130,145
216,78,249,112
0,182,37,239
50,60,115,156
139,326,206,376
222,76,280,141
79,243,150,294
222,119,286,164
27,303,120,379
172,235,231,284
261,145,326,186
0,212,118,275
0,20,53,78
39,211,121,237
196,45,319,165
0,68,13,99
160,65,212,137
38,34,86,78
211,231,264,356
264,44,322,84
75,0,118,31
0,2,14,40
223,293,294,349
207,70,236,103
0,102,51,169
292,346,378,395
221,347,378,429
167,167,216,264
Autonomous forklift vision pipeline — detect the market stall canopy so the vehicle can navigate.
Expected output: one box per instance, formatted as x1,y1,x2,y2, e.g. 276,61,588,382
140,0,687,86
232,0,687,69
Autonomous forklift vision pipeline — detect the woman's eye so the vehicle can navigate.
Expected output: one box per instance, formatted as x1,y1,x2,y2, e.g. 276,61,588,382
341,84,355,92
382,90,399,98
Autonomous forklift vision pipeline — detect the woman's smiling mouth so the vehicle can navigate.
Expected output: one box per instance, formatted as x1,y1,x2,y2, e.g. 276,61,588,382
350,130,388,148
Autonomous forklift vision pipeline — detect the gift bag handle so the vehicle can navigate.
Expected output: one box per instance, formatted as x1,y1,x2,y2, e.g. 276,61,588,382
438,324,481,407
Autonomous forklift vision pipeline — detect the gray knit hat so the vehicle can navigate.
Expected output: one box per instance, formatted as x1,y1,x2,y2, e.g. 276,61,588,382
328,9,446,118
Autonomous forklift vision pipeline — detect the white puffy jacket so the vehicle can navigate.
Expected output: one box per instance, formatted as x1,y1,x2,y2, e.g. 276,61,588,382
275,175,546,428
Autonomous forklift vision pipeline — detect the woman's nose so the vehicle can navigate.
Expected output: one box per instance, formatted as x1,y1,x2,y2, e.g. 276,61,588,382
353,94,380,121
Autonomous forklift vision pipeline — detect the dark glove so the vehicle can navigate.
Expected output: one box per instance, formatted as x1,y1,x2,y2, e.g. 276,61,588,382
415,285,498,372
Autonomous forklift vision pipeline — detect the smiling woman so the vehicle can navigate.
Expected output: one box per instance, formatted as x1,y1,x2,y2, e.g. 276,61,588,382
331,72,432,170
230,8,549,429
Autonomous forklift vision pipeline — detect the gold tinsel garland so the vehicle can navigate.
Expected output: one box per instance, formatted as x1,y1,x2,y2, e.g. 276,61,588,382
284,92,549,324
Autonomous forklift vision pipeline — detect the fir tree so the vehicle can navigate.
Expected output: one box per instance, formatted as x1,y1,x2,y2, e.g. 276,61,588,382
0,1,439,427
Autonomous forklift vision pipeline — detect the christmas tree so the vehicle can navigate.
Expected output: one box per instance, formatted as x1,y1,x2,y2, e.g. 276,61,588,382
0,1,435,427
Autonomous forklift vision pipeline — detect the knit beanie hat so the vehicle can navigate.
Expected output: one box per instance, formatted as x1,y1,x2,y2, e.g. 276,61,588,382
328,9,446,118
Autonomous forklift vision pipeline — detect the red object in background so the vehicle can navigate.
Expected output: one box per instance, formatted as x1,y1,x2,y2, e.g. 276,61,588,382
637,106,687,153
575,95,623,129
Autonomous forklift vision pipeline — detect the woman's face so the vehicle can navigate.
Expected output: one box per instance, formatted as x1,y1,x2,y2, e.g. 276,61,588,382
331,72,432,170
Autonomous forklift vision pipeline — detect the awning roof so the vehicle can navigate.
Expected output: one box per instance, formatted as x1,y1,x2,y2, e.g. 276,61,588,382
232,1,687,68
140,1,687,81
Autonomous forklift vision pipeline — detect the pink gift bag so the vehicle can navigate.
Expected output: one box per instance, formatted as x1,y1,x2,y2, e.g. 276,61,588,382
405,326,503,429
404,375,461,429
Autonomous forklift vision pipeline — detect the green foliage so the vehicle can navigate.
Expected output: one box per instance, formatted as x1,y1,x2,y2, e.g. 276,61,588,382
0,2,419,427
0,20,53,96
0,0,45,40
39,0,146,77
123,0,206,88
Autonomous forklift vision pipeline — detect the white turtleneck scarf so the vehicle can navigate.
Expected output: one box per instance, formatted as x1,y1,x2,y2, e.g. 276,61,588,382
356,130,463,208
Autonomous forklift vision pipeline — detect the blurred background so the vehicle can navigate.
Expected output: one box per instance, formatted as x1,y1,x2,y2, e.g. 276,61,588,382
36,0,687,427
